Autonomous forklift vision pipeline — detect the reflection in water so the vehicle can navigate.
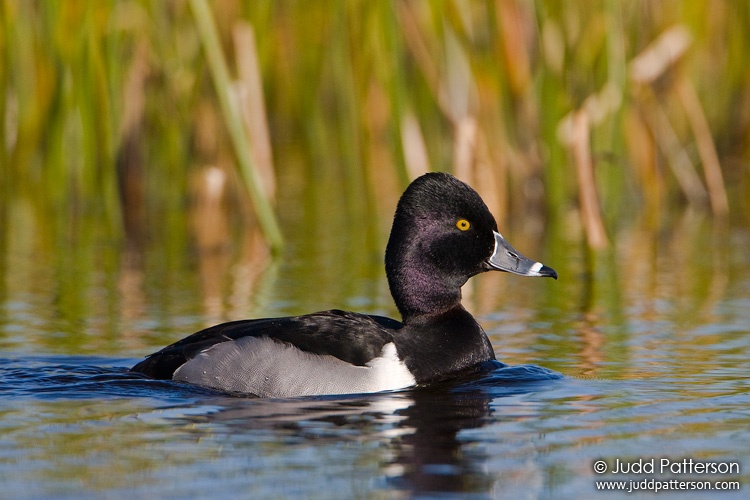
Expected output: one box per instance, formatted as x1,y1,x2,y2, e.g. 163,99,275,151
180,381,501,495
387,387,496,494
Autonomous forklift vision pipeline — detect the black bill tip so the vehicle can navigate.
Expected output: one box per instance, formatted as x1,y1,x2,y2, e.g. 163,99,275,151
538,264,558,280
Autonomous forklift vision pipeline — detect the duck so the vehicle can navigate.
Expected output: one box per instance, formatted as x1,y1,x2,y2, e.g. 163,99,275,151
131,172,557,397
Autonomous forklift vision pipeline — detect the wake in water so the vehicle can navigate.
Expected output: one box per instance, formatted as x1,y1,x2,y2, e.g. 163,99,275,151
0,356,221,401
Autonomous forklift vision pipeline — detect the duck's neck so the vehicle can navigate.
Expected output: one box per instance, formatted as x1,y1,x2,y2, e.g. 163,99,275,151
392,268,463,322
385,238,466,323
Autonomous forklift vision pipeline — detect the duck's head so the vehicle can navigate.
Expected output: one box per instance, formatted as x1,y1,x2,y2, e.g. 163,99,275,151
385,172,556,321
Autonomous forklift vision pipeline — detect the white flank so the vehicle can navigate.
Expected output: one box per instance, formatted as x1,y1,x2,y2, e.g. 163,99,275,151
173,337,416,397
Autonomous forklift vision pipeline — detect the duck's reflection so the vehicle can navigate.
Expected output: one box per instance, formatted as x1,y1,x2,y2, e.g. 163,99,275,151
186,388,493,493
181,365,560,496
385,386,495,493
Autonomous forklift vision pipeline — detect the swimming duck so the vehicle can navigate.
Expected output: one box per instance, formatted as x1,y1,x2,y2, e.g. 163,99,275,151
131,172,557,397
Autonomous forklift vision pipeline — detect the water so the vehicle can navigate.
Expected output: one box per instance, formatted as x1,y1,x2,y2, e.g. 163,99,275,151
1,356,746,499
1,205,749,498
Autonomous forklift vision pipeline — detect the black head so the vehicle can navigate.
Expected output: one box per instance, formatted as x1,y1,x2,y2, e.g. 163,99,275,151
385,172,556,322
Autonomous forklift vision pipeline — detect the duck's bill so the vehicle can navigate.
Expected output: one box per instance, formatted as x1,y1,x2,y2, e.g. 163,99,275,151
486,231,558,279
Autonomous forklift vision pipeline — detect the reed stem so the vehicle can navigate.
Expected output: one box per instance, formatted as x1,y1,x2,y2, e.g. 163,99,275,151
188,0,283,252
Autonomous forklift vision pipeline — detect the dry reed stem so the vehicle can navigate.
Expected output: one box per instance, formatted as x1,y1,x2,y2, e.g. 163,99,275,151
118,40,150,139
627,24,724,213
571,110,609,250
495,0,532,95
624,108,662,223
191,166,231,324
474,129,505,224
116,40,149,242
396,1,455,123
233,21,276,203
675,78,729,216
453,116,478,182
629,25,692,85
400,111,430,179
190,165,229,253
638,88,708,207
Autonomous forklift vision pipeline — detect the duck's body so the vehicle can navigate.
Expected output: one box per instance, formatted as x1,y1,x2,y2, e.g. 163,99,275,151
131,173,556,397
132,306,492,397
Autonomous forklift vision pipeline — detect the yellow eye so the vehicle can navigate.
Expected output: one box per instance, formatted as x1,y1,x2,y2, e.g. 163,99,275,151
456,219,471,231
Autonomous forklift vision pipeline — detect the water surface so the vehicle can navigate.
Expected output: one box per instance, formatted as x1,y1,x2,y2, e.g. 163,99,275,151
1,210,748,499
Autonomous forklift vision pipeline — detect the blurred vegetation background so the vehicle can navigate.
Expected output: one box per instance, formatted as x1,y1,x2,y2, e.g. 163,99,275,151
0,0,748,366
1,1,749,325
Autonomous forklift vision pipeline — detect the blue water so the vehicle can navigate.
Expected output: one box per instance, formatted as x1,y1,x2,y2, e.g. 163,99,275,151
1,354,747,499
